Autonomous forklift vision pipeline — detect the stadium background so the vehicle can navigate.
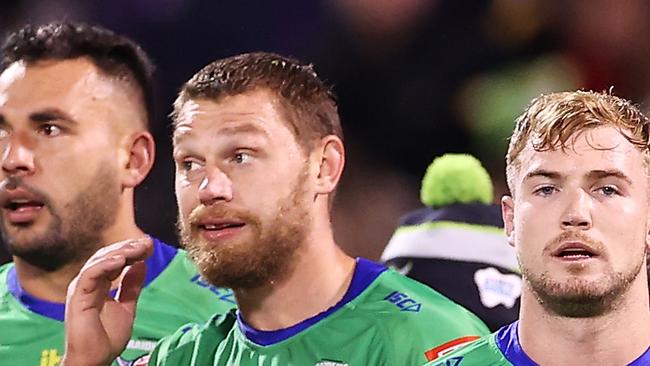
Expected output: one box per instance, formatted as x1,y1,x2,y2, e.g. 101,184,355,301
1,0,649,264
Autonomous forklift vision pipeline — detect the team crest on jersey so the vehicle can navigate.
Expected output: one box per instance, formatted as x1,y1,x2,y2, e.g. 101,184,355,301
473,267,521,309
315,360,348,366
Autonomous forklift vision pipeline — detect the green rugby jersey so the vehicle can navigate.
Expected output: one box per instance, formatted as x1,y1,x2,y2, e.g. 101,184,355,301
426,321,650,366
0,238,236,366
141,258,489,366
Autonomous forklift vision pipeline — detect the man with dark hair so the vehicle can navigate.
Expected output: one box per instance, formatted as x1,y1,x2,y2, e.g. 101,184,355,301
0,22,234,365
62,52,489,366
429,90,650,365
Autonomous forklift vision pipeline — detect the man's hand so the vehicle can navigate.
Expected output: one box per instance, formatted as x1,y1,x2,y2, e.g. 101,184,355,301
61,237,154,366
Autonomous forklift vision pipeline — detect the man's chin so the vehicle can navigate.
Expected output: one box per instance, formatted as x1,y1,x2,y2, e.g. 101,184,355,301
8,244,72,272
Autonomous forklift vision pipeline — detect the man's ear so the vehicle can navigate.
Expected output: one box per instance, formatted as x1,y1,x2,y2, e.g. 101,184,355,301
312,135,345,195
502,195,516,247
122,131,155,189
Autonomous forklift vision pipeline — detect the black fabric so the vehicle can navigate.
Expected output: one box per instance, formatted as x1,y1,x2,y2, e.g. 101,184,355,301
399,203,504,228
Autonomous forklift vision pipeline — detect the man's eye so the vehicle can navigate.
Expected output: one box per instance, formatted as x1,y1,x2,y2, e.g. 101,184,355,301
599,186,618,196
535,186,556,196
182,160,201,171
233,152,251,164
39,124,62,137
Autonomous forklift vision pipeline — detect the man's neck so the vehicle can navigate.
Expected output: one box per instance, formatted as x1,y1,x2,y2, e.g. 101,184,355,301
235,236,356,331
518,278,650,365
12,257,84,303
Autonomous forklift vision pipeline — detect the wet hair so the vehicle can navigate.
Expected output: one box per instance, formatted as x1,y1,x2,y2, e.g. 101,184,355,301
1,21,155,127
172,52,342,149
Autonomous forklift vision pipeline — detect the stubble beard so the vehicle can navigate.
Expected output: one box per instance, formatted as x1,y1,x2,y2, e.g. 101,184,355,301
522,236,646,318
1,163,120,272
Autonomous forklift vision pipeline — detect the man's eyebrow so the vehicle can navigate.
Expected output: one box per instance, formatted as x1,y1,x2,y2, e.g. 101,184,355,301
587,169,633,185
523,169,562,181
29,108,77,125
217,123,269,137
173,122,270,144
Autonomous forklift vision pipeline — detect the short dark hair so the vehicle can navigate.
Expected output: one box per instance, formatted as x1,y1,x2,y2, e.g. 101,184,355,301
172,52,342,149
1,22,155,127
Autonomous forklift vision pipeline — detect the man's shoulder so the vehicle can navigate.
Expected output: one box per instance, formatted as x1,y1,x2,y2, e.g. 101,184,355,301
0,262,64,366
334,268,489,364
425,333,511,366
363,269,488,328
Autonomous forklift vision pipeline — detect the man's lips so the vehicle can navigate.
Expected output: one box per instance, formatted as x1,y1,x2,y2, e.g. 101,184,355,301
0,188,46,224
195,219,246,231
551,241,600,260
193,219,246,242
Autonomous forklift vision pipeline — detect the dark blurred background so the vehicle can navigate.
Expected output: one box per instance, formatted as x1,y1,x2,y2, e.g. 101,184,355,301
2,0,650,265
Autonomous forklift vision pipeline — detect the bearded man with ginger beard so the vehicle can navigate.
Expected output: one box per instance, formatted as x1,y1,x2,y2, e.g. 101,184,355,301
61,52,489,366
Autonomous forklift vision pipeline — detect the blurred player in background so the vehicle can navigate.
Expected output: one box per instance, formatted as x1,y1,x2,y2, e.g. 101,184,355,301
382,153,521,331
0,22,234,365
430,90,650,365
62,51,489,366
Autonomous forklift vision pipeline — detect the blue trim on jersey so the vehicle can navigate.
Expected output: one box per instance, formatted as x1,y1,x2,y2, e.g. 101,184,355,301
6,267,66,321
144,238,178,288
496,321,650,365
237,257,387,346
495,321,538,366
6,237,178,322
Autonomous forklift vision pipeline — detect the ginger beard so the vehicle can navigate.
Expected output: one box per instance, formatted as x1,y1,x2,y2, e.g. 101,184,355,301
521,231,646,318
179,168,310,289
0,163,121,272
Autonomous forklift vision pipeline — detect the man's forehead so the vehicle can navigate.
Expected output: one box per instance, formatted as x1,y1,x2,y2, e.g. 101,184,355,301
518,143,642,180
173,94,287,139
0,61,27,93
0,58,146,131
0,58,115,101
174,99,203,131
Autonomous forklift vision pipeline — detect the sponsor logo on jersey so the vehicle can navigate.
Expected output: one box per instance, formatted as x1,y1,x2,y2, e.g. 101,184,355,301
190,274,236,304
473,267,521,309
424,336,479,361
39,349,62,366
383,290,421,312
126,339,157,352
315,360,349,366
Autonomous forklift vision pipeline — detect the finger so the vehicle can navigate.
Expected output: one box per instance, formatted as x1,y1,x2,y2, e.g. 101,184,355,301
68,255,128,310
116,261,147,313
83,238,153,271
